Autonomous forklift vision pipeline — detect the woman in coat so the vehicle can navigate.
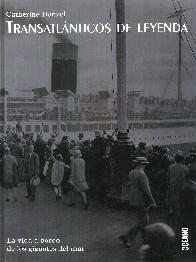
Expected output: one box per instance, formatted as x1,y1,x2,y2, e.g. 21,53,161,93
0,147,18,202
69,150,89,209
51,154,65,201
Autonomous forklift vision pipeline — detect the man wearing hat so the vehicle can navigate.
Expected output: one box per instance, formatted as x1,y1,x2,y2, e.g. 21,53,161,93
77,133,84,150
167,150,188,251
167,150,188,222
136,142,147,157
94,130,102,138
90,130,107,200
180,165,196,258
185,147,196,165
23,144,39,201
119,157,156,247
78,132,84,141
55,136,70,165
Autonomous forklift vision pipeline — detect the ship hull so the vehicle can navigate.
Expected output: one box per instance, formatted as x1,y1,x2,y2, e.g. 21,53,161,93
2,118,196,153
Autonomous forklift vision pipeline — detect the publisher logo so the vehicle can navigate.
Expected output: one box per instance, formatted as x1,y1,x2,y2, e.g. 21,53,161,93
181,228,189,251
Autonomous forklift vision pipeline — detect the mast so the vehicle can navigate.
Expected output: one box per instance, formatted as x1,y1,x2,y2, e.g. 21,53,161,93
115,0,129,143
107,0,131,204
178,12,182,103
167,7,193,104
57,100,61,141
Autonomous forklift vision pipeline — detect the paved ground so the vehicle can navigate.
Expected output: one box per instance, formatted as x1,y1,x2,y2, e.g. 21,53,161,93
0,183,193,262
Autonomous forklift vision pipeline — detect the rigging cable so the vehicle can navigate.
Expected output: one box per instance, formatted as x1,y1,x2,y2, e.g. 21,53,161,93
161,61,179,98
182,61,196,88
176,0,196,46
171,0,178,12
170,0,196,62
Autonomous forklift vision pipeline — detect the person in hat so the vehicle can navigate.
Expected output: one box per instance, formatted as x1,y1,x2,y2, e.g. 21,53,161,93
167,150,188,225
78,132,84,141
55,136,70,165
185,148,196,165
76,132,85,151
0,147,18,202
167,150,188,252
94,130,102,137
119,157,156,247
68,150,89,210
11,137,24,182
23,144,39,201
51,154,67,201
34,134,46,180
90,130,107,200
180,165,196,258
187,149,196,169
136,142,147,157
139,222,175,261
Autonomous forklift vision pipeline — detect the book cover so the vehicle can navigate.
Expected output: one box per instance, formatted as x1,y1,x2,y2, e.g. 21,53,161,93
1,0,196,261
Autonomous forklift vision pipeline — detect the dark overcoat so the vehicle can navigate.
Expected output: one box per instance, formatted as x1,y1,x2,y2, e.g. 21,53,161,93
23,152,39,180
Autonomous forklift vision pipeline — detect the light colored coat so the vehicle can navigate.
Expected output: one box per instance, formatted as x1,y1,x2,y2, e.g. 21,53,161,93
51,161,65,186
69,157,88,192
127,167,155,208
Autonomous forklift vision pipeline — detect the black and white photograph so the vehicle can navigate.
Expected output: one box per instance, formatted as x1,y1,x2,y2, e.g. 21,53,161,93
0,0,196,261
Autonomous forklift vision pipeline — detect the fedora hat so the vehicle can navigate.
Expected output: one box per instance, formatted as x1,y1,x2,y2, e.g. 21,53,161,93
132,157,149,164
175,150,183,157
78,132,84,138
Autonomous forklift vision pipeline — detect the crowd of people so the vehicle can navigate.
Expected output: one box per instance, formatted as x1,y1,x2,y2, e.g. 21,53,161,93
0,127,196,261
118,143,196,260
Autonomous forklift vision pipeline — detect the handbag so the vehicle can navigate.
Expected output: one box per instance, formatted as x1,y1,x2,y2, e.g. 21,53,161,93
30,177,40,186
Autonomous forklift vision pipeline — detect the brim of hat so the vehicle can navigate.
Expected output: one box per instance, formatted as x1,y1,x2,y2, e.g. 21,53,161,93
132,160,149,164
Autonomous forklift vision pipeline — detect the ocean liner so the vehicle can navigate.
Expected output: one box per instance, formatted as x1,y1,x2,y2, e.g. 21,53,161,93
1,1,196,152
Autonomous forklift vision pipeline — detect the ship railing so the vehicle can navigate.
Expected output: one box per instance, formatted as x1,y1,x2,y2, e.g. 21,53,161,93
127,111,196,120
2,110,196,122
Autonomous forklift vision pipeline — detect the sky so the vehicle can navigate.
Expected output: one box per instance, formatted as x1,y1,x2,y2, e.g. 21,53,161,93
1,0,196,98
